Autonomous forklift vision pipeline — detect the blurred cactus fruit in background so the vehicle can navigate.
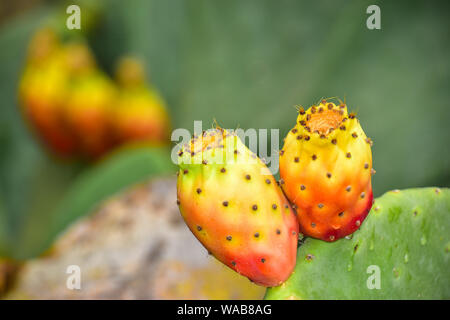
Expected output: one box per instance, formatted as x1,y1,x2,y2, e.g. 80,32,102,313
18,28,77,157
280,100,374,242
177,128,298,287
112,57,171,146
62,42,117,159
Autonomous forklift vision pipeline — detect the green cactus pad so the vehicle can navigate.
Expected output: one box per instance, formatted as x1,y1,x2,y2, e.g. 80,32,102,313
265,187,450,299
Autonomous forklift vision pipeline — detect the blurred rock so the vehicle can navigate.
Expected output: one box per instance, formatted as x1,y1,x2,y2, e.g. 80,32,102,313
3,178,265,299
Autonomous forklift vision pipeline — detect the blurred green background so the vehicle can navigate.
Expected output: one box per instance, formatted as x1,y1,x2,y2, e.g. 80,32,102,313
0,0,448,259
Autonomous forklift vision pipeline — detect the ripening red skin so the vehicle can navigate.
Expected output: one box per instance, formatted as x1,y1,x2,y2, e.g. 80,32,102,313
22,96,77,157
280,101,374,242
177,128,298,287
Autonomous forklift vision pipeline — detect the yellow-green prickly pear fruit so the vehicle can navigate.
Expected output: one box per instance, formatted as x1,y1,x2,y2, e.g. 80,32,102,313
112,57,171,146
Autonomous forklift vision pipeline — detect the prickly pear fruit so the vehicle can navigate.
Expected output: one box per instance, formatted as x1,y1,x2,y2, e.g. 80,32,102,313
18,28,77,157
112,57,170,146
280,100,373,242
62,43,117,159
177,128,298,287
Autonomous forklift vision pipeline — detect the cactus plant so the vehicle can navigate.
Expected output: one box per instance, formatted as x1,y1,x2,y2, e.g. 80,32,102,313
265,187,450,299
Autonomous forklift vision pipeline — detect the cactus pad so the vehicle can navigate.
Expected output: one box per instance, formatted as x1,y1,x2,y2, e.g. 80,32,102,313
265,187,450,299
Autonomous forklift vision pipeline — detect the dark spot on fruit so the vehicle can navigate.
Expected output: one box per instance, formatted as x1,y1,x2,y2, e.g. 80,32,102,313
254,232,260,238
328,103,333,109
178,151,183,156
300,184,306,190
349,113,356,119
197,226,202,231
340,125,346,130
346,152,351,158
191,151,195,156
176,199,180,205
331,139,337,145
364,163,369,169
297,135,302,140
299,120,306,126
320,134,326,139
312,154,317,160
183,169,188,174
234,150,239,155
346,186,351,192
280,150,284,156
226,236,232,241
272,204,277,210
245,174,251,180
292,128,298,133
279,179,285,185
361,192,365,199
196,188,202,194
294,157,299,162
306,254,315,261
318,203,324,209
285,204,289,209
220,168,226,173
326,172,332,178
223,201,229,207
202,160,208,165
276,229,281,235
265,179,271,184
352,132,358,138
261,258,266,263
311,222,316,228
304,135,310,141
339,212,344,217
299,107,305,115
231,261,236,266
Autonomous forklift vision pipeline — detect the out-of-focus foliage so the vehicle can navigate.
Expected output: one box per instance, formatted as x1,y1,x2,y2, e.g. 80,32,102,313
0,0,449,259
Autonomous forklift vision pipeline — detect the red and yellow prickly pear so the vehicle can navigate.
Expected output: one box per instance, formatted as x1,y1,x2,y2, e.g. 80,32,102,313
62,43,117,159
279,100,374,242
18,28,77,157
112,57,170,146
177,128,298,287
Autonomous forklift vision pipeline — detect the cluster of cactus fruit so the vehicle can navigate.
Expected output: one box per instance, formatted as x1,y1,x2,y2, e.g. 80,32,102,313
176,99,375,287
19,27,171,160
